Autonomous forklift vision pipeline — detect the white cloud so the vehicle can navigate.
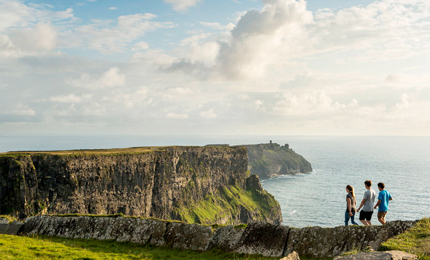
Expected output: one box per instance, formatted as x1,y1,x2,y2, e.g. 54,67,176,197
132,41,149,51
11,22,57,51
165,0,430,81
2,0,430,136
109,7,117,10
0,34,21,57
131,49,176,66
200,22,235,31
166,0,313,79
50,94,92,103
166,113,189,119
199,109,217,118
66,67,125,89
66,13,174,53
102,87,148,108
164,0,201,11
0,1,74,32
11,108,36,116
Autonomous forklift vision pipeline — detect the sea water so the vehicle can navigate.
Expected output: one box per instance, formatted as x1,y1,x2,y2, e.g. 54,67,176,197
1,135,429,228
260,136,430,228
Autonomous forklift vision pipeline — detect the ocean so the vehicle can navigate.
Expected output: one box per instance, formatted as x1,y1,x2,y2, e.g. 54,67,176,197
1,135,429,228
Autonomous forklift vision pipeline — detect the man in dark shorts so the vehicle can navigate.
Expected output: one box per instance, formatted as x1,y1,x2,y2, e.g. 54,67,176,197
374,182,393,225
356,180,376,226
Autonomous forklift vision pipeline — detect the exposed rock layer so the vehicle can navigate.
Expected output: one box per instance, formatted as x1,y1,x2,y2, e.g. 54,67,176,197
21,215,416,258
0,146,281,225
245,143,312,178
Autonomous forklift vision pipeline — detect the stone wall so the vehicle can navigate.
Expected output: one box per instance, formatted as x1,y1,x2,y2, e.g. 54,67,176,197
0,146,282,225
20,215,417,258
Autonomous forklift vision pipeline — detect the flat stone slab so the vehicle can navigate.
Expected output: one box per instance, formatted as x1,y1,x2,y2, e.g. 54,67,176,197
334,250,417,260
280,251,300,260
234,222,290,257
208,225,246,252
0,221,24,235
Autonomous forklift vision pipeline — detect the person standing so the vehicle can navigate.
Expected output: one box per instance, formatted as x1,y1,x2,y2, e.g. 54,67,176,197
345,185,359,226
356,180,376,226
374,182,393,225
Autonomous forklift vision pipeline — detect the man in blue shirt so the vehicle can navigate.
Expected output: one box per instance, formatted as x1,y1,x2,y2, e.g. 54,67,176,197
374,182,393,225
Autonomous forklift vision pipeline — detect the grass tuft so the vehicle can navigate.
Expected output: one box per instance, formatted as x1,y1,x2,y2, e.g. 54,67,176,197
0,215,17,224
380,218,430,260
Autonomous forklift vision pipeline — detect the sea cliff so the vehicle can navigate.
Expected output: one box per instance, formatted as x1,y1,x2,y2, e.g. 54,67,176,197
0,146,281,225
245,142,312,178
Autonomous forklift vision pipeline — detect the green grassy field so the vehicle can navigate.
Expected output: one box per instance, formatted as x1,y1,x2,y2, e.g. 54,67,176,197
380,218,430,260
0,234,278,260
0,234,332,260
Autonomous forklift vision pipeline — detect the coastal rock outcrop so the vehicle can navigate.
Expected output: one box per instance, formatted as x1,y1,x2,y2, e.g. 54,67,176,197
244,142,312,178
0,146,282,225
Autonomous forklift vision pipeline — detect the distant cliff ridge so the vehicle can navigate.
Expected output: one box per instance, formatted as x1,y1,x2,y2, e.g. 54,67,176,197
245,142,312,179
0,146,282,225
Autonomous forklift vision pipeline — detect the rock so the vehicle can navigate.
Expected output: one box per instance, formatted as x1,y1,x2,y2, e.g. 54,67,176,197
0,146,282,225
207,225,246,252
280,251,300,260
234,222,290,257
244,143,312,179
333,250,417,260
164,222,213,251
0,219,24,235
246,174,263,191
0,218,9,234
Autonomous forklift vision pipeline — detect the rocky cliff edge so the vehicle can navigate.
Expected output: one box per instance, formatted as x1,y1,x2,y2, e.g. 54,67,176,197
0,146,282,225
245,143,312,178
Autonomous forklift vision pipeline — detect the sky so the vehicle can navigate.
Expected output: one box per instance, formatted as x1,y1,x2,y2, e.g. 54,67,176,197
1,0,430,136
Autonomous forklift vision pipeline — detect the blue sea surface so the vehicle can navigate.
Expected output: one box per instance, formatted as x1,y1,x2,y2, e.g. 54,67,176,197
260,136,430,228
1,135,429,228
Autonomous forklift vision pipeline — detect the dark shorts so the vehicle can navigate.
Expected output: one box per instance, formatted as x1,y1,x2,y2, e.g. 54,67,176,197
359,210,373,221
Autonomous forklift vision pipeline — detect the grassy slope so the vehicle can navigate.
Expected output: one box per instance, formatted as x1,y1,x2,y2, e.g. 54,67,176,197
380,218,430,260
0,234,276,260
176,185,279,225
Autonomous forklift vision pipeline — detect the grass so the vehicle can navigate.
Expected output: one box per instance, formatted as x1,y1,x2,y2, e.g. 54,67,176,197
0,215,17,224
176,184,280,225
0,147,156,157
380,218,430,260
0,145,239,157
0,234,277,260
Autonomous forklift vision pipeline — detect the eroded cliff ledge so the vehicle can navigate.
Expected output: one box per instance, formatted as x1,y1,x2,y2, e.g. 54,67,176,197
0,146,282,225
245,143,312,179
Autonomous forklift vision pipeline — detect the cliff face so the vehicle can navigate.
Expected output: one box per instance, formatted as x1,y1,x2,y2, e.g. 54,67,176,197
0,146,282,225
245,143,312,179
